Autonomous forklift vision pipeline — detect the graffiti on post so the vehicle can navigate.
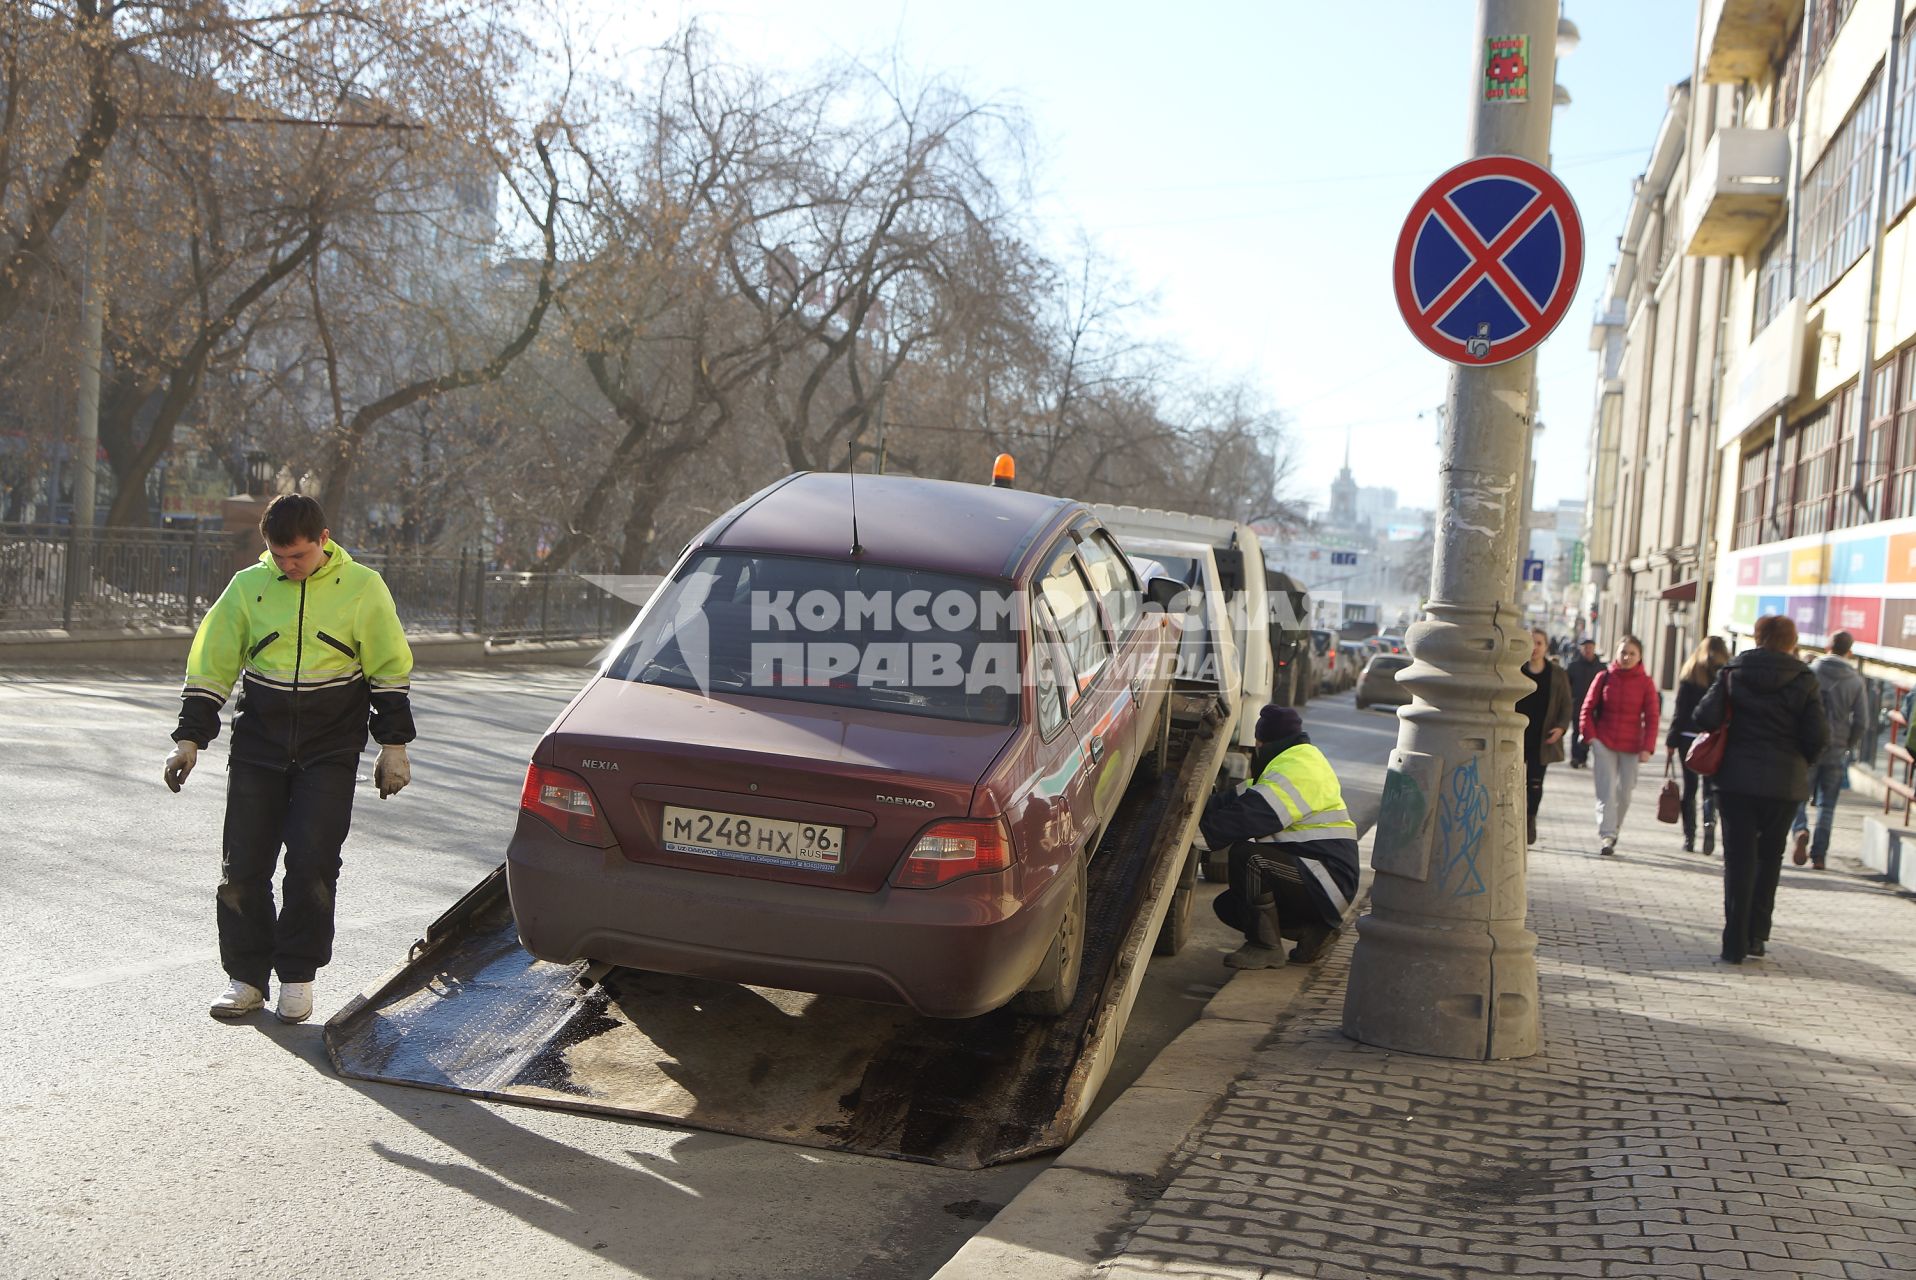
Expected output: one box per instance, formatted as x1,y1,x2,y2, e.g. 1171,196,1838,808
1437,756,1489,898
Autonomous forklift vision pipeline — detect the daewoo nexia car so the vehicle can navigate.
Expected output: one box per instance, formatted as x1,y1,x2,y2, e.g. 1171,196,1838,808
506,473,1170,1018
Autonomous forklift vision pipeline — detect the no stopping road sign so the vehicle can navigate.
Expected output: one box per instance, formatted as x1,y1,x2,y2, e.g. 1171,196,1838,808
1393,155,1583,366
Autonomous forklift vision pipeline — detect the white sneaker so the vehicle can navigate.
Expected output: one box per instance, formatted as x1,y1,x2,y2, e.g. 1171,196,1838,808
210,980,265,1019
275,981,314,1024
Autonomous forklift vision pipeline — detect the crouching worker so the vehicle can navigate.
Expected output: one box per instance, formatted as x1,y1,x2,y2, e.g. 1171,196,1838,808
1194,704,1359,970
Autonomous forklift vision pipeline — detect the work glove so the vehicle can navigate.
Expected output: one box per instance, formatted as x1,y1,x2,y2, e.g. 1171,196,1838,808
163,740,198,793
374,743,411,799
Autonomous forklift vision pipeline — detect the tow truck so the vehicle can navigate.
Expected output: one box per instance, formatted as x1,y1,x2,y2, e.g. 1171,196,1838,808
325,475,1246,1172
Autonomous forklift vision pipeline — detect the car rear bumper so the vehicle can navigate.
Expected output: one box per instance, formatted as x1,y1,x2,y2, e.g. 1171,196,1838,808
505,814,1063,1019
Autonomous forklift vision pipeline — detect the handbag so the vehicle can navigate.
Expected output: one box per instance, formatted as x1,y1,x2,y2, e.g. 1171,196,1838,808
1685,672,1731,777
1656,754,1682,824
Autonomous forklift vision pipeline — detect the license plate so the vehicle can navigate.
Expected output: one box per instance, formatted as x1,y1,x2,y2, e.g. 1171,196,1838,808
660,805,844,870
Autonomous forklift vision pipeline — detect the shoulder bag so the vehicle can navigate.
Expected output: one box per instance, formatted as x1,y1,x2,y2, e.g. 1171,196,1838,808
1656,754,1682,824
1685,672,1731,777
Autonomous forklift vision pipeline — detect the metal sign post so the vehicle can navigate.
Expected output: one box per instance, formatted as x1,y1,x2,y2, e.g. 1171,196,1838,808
1344,0,1571,1061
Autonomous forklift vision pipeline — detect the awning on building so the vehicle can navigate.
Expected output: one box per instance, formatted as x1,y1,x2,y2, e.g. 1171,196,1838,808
1660,579,1698,603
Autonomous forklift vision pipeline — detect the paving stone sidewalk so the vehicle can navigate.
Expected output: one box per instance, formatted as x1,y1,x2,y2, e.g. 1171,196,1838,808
1096,759,1916,1279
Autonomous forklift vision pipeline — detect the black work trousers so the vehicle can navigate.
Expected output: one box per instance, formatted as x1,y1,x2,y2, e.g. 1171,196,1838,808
1716,791,1795,963
1213,843,1319,946
218,759,357,990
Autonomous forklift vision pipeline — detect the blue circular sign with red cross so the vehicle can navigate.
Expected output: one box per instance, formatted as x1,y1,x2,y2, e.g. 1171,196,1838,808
1393,155,1583,366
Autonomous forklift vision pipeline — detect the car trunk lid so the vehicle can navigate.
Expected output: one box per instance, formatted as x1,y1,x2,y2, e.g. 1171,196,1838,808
545,679,1016,892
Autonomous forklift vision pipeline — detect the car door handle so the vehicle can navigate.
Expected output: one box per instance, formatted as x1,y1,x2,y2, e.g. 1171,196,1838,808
1088,735,1105,762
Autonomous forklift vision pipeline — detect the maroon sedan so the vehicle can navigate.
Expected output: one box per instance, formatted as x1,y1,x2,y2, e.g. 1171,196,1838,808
506,472,1170,1018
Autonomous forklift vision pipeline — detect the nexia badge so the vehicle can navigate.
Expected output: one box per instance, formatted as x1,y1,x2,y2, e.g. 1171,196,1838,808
1484,34,1529,104
580,759,620,771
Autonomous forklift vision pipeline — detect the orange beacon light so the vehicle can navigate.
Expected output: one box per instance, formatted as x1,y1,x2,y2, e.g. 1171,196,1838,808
990,453,1016,488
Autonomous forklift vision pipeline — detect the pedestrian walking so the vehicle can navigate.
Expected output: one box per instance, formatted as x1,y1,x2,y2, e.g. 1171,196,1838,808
1578,633,1660,857
1518,626,1574,846
1194,704,1360,970
1565,637,1604,768
1790,630,1869,870
162,494,416,1023
1667,636,1730,854
1693,614,1827,965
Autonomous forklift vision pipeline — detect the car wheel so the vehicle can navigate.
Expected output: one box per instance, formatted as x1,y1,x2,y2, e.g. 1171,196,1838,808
1016,853,1086,1017
1153,848,1198,957
1355,697,1368,710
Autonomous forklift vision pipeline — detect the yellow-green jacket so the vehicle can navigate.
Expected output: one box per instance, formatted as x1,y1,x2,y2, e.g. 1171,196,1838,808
174,540,414,768
1193,735,1360,925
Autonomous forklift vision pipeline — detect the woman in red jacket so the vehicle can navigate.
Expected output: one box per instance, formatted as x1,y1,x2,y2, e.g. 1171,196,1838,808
1578,634,1661,857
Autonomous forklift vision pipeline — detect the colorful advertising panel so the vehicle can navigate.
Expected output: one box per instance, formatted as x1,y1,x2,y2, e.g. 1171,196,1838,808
1736,557,1761,586
1889,533,1916,584
1832,538,1888,584
1881,599,1916,650
1827,596,1882,645
1787,596,1827,636
1732,594,1759,626
1760,554,1790,586
1790,546,1830,584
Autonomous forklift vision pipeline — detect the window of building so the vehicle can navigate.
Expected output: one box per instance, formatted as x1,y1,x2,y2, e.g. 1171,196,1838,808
1801,74,1882,301
1848,356,1898,527
1733,443,1773,550
1894,348,1916,519
1776,19,1802,128
1779,2,1860,127
1891,20,1916,215
1811,0,1858,72
1753,225,1790,333
1789,399,1840,536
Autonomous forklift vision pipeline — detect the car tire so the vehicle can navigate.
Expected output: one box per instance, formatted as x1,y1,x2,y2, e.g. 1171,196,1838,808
1153,849,1199,957
1355,697,1368,711
1016,853,1086,1017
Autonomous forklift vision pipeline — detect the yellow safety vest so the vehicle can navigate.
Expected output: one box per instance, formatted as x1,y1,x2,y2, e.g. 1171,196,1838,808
1247,742,1357,843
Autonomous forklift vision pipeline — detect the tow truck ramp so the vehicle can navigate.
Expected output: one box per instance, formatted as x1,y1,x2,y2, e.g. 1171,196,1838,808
325,698,1229,1170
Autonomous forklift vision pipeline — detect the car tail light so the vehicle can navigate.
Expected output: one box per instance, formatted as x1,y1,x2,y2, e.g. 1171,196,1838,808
520,763,613,847
894,819,1012,888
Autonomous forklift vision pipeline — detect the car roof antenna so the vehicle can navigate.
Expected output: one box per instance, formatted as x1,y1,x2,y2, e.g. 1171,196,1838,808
848,441,864,557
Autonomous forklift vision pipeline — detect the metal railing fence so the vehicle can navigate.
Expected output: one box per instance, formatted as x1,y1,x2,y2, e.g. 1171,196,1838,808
0,524,638,644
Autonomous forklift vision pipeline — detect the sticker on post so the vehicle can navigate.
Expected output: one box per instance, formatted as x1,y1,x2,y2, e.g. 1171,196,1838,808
1484,34,1529,103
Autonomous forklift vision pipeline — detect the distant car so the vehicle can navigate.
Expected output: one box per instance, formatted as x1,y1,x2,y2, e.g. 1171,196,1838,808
506,473,1170,1020
1354,653,1414,711
1372,633,1407,656
1309,629,1338,694
1337,642,1367,691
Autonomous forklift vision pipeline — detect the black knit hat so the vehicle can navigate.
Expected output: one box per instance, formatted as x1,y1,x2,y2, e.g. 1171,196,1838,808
1255,704,1303,742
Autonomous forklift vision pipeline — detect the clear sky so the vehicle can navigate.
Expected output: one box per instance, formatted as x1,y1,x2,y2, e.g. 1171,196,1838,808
588,1,1701,516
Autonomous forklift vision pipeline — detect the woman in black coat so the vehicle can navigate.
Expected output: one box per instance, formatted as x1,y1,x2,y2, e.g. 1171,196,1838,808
1667,636,1730,854
1693,616,1828,965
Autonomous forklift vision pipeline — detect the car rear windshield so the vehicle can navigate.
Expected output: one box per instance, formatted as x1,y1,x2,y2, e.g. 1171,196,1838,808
605,552,1020,725
1371,655,1412,672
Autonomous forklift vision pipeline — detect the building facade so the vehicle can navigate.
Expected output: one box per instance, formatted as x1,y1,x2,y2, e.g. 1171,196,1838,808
1591,0,1916,768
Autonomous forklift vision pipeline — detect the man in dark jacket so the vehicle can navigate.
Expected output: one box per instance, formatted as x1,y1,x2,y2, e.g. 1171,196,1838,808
1193,704,1360,969
1694,615,1826,965
163,494,417,1023
1789,630,1869,870
1565,638,1604,767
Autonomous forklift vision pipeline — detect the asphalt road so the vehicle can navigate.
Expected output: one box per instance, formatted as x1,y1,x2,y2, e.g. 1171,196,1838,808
0,665,1397,1279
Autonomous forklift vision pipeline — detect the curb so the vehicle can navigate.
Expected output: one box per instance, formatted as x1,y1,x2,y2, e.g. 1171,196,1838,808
931,861,1374,1280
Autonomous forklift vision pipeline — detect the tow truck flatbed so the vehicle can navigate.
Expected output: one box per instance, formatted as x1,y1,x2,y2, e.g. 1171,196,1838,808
325,696,1229,1170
